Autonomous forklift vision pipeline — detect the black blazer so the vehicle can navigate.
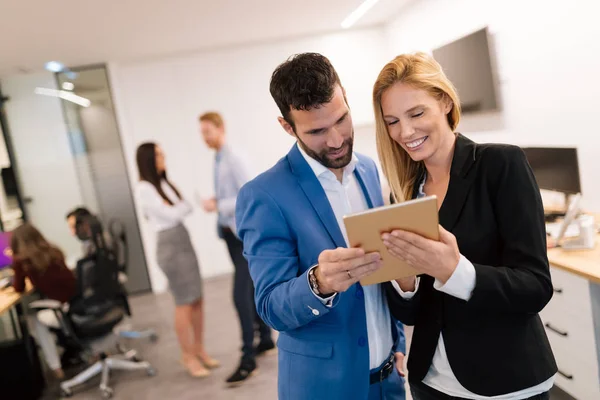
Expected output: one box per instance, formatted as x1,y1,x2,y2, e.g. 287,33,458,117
385,134,557,396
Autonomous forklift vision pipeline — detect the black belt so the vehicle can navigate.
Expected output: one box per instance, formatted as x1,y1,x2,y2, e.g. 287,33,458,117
369,353,395,385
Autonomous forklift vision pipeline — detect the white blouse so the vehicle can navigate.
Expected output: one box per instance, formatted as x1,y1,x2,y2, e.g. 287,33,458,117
137,180,192,232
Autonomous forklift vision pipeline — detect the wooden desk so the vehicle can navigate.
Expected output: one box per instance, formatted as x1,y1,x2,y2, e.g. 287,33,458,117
548,238,600,283
0,280,33,315
547,214,600,284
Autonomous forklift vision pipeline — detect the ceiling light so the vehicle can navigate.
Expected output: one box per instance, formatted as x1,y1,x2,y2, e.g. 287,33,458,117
62,82,75,91
341,0,380,29
34,87,91,107
44,61,65,73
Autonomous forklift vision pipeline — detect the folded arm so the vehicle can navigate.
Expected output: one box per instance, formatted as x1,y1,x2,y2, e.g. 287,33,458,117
138,184,192,221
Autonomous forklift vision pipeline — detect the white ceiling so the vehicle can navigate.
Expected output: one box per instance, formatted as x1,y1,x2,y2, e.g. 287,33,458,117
0,0,413,77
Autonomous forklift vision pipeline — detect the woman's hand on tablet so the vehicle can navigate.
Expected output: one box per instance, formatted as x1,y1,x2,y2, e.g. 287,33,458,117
382,225,460,284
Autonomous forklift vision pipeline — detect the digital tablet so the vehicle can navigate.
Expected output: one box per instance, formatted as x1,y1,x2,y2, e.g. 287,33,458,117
343,195,439,285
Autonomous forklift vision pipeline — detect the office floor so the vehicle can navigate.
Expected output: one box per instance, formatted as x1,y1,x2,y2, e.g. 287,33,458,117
43,274,278,400
41,274,573,400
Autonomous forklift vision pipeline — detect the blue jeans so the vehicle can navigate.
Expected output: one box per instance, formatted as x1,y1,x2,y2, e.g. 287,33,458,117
368,368,406,400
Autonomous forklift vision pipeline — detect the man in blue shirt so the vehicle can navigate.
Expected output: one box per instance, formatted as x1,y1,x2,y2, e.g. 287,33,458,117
199,112,273,386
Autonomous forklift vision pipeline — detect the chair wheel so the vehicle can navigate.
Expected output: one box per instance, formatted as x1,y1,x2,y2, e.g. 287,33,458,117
60,388,73,398
101,387,114,399
149,333,159,343
147,367,157,377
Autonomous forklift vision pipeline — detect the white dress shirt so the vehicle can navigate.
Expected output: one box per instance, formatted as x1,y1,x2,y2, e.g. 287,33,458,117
137,180,193,232
392,174,554,399
297,144,393,370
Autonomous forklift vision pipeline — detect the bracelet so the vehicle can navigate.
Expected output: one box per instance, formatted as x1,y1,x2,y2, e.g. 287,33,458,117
308,266,321,295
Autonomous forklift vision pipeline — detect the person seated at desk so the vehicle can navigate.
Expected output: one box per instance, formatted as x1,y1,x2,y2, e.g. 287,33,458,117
66,207,130,293
11,222,76,380
66,207,113,257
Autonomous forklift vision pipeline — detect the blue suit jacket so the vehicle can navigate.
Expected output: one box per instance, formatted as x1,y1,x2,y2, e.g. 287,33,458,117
236,145,406,400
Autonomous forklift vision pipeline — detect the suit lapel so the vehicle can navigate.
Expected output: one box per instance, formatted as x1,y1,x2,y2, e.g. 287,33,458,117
438,134,478,231
287,145,347,248
354,162,377,209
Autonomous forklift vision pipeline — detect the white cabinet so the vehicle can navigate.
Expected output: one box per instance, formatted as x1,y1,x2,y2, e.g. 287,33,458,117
539,266,600,399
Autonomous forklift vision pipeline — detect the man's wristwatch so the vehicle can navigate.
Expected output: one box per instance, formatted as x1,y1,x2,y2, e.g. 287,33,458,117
308,266,322,295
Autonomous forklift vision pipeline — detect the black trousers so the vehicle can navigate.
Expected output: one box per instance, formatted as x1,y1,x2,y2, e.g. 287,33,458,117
222,228,272,363
410,380,550,400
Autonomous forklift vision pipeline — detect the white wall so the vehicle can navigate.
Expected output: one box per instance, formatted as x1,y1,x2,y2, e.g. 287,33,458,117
2,72,85,259
107,0,600,292
384,0,600,211
110,28,388,292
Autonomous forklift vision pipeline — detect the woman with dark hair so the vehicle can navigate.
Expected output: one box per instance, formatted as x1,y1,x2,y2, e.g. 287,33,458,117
136,142,218,378
11,222,76,379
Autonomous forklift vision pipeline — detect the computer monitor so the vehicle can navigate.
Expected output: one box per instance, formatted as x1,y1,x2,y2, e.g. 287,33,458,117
521,147,581,194
0,231,13,269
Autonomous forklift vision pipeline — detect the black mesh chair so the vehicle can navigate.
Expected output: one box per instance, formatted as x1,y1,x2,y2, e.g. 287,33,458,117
108,218,131,316
108,218,157,341
31,247,155,398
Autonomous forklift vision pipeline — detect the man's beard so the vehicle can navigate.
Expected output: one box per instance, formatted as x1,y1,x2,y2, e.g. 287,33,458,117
297,134,354,170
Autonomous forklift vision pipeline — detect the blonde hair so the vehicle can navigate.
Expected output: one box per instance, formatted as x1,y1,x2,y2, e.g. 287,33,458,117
198,111,224,128
373,52,461,202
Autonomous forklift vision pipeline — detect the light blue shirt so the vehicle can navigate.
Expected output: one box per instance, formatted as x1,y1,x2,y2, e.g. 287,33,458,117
214,144,251,235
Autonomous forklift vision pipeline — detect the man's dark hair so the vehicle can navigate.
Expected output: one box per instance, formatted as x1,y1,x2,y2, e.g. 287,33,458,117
269,53,342,129
66,207,92,221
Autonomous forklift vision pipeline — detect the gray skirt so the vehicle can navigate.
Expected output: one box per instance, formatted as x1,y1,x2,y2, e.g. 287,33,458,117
156,224,203,305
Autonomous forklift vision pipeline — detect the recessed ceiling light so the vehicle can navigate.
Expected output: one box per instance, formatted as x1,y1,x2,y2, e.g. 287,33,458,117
34,87,91,107
341,0,380,29
44,61,65,73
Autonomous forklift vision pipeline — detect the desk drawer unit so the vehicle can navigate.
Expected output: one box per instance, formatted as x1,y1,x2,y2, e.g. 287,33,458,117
539,266,600,399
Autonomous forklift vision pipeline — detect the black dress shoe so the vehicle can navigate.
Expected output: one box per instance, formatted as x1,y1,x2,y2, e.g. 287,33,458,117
225,361,257,387
255,340,276,357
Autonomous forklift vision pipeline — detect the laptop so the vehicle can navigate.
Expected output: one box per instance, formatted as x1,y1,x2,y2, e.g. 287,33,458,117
0,231,13,271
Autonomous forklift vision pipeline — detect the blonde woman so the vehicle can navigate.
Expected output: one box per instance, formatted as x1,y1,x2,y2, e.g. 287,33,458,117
374,53,556,399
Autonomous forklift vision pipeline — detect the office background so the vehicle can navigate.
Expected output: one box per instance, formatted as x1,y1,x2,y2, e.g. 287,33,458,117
0,0,597,295
0,0,599,399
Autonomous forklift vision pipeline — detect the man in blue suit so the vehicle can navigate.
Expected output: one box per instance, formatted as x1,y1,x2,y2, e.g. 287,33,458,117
235,53,406,400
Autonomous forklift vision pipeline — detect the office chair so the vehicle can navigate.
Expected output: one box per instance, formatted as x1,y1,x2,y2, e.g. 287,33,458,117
30,237,156,398
108,218,157,342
